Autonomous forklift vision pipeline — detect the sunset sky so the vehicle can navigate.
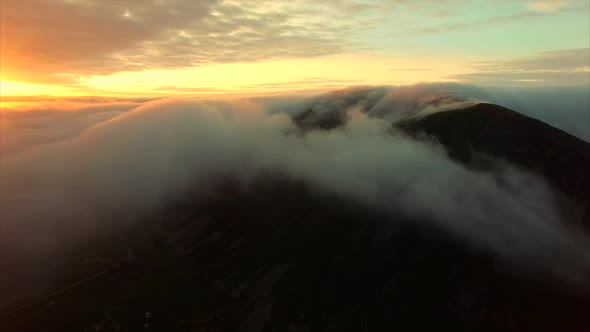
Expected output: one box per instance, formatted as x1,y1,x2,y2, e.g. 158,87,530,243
0,0,588,97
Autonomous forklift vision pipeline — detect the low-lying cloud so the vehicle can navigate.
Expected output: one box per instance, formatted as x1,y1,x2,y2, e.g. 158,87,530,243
1,84,589,300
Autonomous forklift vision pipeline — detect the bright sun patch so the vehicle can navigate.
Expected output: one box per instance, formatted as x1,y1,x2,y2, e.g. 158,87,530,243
0,81,78,96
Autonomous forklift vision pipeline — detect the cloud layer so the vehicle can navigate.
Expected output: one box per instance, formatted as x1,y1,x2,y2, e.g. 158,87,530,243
1,0,372,82
2,85,589,292
2,0,587,87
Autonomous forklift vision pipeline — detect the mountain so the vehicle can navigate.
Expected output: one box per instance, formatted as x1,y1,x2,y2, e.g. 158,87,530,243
1,103,589,332
400,103,590,227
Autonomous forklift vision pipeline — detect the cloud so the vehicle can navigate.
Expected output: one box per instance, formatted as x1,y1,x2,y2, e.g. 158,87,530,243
529,0,568,12
2,85,590,296
151,86,228,94
0,95,159,104
406,11,545,35
0,0,508,84
3,0,587,87
0,0,209,81
0,102,137,157
390,1,587,38
0,0,384,83
451,48,590,87
241,78,365,91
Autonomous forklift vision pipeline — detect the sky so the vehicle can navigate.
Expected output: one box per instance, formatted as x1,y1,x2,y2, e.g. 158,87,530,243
1,0,590,309
0,0,589,97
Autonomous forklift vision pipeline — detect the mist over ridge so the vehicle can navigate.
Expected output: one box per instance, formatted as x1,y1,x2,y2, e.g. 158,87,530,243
2,83,590,289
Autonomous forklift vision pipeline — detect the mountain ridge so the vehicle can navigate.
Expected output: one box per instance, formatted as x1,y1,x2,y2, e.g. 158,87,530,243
2,101,590,332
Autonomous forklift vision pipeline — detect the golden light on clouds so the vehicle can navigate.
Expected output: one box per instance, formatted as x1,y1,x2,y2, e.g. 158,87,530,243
79,54,468,96
1,0,587,99
528,0,568,12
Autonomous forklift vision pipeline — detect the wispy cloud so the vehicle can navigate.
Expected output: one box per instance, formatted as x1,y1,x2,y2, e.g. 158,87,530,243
528,0,568,12
450,48,590,85
0,0,384,83
2,0,587,87
405,10,550,35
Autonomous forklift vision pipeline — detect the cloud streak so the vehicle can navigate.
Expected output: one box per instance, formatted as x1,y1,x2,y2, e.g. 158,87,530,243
451,48,590,87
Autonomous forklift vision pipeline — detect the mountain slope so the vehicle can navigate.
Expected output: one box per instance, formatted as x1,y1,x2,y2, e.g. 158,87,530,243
400,103,590,225
2,102,590,332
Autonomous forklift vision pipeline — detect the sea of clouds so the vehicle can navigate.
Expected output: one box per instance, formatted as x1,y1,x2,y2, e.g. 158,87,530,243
1,84,589,304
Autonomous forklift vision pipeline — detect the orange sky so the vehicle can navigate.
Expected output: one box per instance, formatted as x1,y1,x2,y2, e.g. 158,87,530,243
1,53,473,97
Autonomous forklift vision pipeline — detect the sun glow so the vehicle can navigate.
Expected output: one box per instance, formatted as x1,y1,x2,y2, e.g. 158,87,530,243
0,81,79,97
79,54,467,95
